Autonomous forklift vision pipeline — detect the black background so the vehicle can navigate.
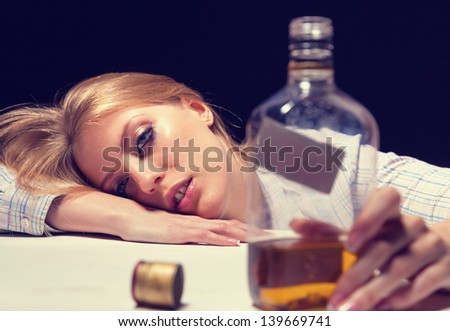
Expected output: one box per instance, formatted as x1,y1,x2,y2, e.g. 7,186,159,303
1,0,449,166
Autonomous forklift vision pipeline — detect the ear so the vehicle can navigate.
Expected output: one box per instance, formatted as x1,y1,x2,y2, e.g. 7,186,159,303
184,99,214,127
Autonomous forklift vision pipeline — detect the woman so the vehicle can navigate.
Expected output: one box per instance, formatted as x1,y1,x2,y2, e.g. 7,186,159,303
0,73,247,245
1,72,450,310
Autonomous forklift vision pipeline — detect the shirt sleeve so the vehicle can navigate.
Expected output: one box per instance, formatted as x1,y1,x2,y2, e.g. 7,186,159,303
376,152,450,224
0,165,56,236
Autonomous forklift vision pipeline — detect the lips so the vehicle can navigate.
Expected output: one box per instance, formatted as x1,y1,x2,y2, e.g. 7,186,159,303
174,178,191,205
167,178,194,211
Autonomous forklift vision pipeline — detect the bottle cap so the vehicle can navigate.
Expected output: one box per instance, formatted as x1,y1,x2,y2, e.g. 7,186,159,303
132,261,184,309
289,16,333,40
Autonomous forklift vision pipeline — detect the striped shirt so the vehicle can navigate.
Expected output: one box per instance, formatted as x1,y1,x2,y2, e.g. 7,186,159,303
0,166,55,236
377,152,450,224
255,126,450,230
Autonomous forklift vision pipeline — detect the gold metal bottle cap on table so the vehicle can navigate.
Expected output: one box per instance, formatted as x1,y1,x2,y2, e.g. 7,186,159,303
132,261,184,309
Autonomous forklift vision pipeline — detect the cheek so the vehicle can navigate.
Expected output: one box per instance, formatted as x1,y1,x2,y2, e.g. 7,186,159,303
197,171,231,218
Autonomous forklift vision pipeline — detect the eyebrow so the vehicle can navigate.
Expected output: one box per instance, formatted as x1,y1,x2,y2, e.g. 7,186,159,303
97,114,143,192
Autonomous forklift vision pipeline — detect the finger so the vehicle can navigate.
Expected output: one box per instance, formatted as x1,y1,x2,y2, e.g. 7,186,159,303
214,220,248,242
188,228,240,246
331,230,446,310
330,216,427,304
226,218,249,232
180,216,246,230
175,217,248,243
190,217,248,232
155,217,243,245
163,212,248,231
377,253,450,310
290,218,345,237
381,265,450,310
347,186,402,252
190,219,247,241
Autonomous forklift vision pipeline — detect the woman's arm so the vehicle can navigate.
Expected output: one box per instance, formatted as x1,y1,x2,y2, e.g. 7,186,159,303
46,191,245,245
1,164,245,245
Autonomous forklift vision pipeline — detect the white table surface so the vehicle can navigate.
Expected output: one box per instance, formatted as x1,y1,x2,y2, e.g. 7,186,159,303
0,233,256,311
2,233,450,311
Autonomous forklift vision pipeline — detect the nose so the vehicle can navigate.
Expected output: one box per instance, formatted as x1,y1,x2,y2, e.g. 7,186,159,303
129,166,165,194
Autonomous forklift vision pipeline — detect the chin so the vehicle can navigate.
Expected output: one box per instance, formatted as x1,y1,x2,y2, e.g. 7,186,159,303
195,186,230,219
196,200,225,220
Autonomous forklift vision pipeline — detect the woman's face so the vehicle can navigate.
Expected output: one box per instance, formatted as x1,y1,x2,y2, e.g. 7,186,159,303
74,100,238,219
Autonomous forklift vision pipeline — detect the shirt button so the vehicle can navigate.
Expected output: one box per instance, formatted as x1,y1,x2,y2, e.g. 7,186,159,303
21,217,30,229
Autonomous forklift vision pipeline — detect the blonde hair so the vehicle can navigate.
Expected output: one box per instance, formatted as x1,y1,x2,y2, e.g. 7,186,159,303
0,72,234,195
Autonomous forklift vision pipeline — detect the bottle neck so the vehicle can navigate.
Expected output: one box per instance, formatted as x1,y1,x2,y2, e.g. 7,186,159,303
287,34,335,88
288,65,335,87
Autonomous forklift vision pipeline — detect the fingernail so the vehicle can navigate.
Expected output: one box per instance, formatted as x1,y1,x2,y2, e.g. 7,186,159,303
227,239,240,245
327,293,345,311
335,297,360,311
346,233,363,253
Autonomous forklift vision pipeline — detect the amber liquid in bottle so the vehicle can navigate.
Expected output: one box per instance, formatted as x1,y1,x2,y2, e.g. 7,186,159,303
248,237,356,310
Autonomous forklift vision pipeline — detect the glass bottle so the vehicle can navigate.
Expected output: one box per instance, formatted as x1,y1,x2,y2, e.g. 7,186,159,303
245,16,379,310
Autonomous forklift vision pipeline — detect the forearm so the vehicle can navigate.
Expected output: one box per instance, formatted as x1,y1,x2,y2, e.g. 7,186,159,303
45,190,246,245
45,191,134,238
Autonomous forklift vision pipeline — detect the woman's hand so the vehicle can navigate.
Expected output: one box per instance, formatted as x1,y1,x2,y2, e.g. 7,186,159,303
46,191,246,246
118,205,246,245
291,186,450,310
